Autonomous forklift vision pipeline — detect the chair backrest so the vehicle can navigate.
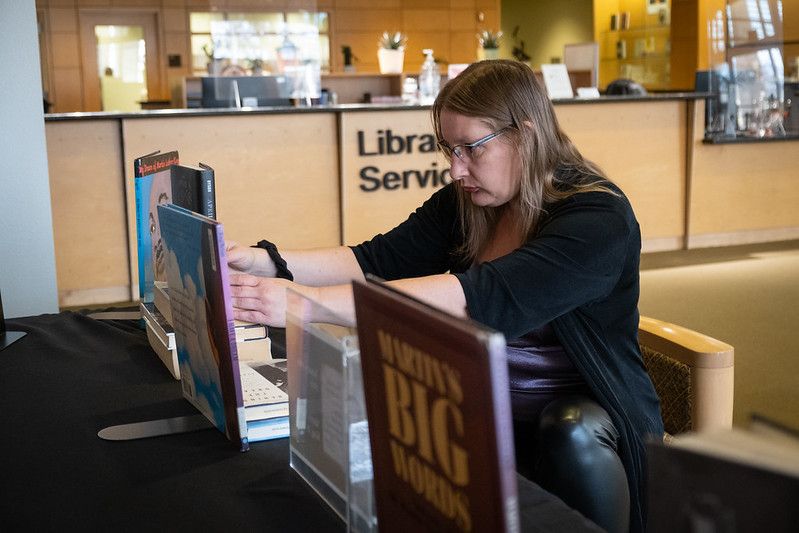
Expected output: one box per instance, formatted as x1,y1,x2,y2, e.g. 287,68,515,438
638,316,734,436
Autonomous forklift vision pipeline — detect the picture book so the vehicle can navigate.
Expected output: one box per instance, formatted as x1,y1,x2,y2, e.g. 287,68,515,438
134,150,179,303
352,279,519,533
157,203,286,451
134,152,218,303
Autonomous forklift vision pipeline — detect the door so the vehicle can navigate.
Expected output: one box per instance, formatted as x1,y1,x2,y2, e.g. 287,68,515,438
79,11,164,112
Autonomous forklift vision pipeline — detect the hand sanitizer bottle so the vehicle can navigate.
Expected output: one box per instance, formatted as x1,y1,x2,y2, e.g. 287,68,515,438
418,49,440,105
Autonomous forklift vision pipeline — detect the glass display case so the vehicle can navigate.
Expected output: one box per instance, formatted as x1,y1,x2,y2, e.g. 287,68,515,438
704,0,797,141
599,1,673,91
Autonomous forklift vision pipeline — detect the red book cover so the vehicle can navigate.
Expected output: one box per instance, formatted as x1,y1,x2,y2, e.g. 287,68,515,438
352,279,519,533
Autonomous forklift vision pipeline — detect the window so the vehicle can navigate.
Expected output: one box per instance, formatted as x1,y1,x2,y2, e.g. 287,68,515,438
189,11,329,76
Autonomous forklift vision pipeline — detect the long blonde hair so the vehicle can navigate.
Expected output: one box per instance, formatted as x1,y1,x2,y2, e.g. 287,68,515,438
432,59,614,261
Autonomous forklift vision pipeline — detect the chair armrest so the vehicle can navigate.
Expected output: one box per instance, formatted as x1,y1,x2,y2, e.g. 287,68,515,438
638,316,734,369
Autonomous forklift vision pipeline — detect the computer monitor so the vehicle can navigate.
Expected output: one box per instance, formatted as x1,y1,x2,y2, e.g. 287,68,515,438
200,76,291,108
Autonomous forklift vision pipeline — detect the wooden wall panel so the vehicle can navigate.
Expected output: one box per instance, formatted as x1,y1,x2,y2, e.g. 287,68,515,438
45,120,130,306
52,67,84,111
688,100,799,246
555,100,687,250
121,112,340,297
38,0,500,111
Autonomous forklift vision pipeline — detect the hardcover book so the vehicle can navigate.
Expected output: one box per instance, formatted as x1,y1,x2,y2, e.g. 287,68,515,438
134,152,218,303
157,203,286,450
352,279,519,533
140,300,180,379
171,162,216,220
153,279,272,364
647,419,799,532
134,150,179,303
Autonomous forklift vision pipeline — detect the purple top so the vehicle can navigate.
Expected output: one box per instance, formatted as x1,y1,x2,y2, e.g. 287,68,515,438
506,323,592,422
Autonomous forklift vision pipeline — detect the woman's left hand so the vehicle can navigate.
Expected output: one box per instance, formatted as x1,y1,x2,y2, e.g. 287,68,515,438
229,273,297,327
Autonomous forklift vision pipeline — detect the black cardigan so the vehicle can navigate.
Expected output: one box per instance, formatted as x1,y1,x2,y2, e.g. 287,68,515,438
351,181,663,532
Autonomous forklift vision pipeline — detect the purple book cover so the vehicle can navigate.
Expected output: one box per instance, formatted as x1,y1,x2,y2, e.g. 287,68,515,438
352,279,519,533
157,203,247,451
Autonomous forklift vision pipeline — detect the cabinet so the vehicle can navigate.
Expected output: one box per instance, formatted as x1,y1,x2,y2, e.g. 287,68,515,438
600,25,671,90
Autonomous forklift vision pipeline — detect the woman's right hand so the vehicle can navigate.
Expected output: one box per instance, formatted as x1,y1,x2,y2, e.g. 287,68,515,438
229,273,302,327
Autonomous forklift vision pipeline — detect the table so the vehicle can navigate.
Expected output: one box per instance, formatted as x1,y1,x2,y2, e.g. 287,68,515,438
0,311,601,532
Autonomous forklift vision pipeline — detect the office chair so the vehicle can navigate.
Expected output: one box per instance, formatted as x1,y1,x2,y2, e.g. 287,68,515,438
638,316,735,438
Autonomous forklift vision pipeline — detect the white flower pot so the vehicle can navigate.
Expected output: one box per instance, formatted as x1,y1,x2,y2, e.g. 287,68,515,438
378,48,405,74
477,48,500,61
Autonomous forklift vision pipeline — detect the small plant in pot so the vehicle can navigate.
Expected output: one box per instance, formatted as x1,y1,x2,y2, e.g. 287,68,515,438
203,42,225,75
477,30,502,60
377,31,407,74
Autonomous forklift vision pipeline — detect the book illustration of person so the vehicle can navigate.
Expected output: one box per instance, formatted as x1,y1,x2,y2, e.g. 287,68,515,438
148,180,171,284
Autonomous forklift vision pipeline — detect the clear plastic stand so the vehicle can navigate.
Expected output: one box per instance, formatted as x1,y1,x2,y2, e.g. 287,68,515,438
286,289,376,533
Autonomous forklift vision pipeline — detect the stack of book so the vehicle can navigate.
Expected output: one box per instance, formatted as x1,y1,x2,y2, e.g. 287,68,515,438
142,280,273,379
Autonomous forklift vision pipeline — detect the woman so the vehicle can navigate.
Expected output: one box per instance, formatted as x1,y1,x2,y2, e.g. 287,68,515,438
228,60,662,533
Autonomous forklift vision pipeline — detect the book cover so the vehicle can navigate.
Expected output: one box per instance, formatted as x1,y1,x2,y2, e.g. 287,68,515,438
171,163,216,219
134,150,180,303
647,426,799,532
352,279,519,533
157,203,247,450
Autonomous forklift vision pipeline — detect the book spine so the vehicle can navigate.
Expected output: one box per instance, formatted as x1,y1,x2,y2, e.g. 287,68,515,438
134,176,150,301
488,333,520,533
200,167,216,219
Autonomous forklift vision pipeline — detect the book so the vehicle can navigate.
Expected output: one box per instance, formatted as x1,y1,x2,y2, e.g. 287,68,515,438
153,279,272,364
647,418,799,533
133,153,218,303
352,278,519,533
286,318,363,522
140,300,179,379
157,203,287,450
134,150,180,303
171,162,216,220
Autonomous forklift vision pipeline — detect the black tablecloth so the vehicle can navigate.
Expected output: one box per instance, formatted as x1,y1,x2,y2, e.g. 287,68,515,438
1,311,601,532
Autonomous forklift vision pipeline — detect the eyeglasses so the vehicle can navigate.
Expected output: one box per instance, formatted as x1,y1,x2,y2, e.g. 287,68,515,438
437,127,511,162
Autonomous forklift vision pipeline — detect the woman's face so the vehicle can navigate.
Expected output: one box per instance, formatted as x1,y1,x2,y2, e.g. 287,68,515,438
439,109,522,208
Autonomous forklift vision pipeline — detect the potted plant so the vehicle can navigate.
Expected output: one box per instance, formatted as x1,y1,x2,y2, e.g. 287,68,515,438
203,42,225,76
511,26,532,66
377,31,406,74
477,30,502,60
246,58,265,76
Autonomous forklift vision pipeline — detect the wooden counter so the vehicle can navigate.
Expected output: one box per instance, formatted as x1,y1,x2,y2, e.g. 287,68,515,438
44,96,799,307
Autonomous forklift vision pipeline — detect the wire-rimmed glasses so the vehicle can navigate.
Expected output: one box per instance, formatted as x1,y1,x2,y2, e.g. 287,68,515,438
437,127,511,162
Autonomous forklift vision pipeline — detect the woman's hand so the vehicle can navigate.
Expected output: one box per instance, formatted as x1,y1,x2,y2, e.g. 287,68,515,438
226,241,257,273
229,272,305,327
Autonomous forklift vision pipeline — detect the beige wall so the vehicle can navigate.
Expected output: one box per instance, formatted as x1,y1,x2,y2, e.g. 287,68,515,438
35,0,500,113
